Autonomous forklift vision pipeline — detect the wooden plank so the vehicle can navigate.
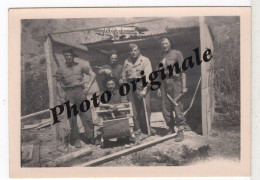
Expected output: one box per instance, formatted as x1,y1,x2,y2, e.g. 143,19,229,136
42,147,92,167
199,17,214,136
76,133,177,167
48,35,60,67
21,109,49,120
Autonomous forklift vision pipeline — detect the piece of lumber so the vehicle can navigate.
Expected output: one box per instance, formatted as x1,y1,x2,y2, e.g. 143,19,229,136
42,147,92,167
96,107,130,113
21,145,34,162
21,109,49,120
76,133,177,167
199,17,214,136
22,119,51,130
36,122,51,130
22,124,40,130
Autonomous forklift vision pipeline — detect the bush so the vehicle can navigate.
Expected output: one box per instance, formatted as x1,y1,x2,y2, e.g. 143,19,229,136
210,23,240,123
40,58,46,64
24,62,31,71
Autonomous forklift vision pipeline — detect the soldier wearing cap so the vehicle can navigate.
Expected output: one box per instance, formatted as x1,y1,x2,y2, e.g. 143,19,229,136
55,48,96,148
157,36,187,142
121,43,155,135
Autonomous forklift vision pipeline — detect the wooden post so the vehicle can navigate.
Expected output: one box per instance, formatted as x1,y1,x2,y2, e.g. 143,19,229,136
199,17,214,136
44,37,57,139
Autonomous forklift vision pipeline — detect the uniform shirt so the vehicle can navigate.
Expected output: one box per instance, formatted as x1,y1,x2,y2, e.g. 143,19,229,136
107,89,128,104
55,61,92,88
161,49,184,77
100,89,128,120
122,54,152,83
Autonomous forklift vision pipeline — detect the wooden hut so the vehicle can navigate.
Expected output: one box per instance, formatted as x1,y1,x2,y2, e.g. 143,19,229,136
44,17,214,138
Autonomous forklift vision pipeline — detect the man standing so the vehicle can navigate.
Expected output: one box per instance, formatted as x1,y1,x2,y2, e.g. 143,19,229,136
121,43,155,135
98,52,123,82
55,48,96,148
157,36,187,142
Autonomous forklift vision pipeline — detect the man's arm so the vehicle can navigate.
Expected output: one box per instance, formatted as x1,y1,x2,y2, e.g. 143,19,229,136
56,82,65,102
98,65,112,76
82,62,96,95
181,72,187,93
178,51,187,93
55,68,65,102
120,60,127,83
85,68,96,88
140,57,152,96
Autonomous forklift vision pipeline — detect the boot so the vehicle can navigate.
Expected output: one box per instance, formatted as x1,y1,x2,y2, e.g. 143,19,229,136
170,125,176,134
175,130,184,142
75,139,82,148
150,128,156,136
166,125,175,134
135,129,142,135
86,138,95,145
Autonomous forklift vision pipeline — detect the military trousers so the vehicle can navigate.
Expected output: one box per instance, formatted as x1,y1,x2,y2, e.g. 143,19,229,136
64,87,94,142
127,87,151,134
161,78,186,130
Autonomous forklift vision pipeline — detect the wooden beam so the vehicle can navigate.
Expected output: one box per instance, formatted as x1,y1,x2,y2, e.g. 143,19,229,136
21,109,49,120
22,119,51,130
44,37,57,139
199,17,214,136
42,147,92,167
76,133,177,167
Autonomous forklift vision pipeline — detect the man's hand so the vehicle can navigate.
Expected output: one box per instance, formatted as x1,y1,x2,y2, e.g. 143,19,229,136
157,89,161,97
104,69,112,76
139,89,147,98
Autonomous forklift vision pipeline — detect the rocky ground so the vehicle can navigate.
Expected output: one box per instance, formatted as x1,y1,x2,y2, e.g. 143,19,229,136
21,112,240,167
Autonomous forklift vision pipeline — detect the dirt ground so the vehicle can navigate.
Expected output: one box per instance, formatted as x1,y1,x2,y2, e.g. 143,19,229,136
21,112,240,167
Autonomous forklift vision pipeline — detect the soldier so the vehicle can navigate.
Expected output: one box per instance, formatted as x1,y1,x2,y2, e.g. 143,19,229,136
121,43,155,135
157,36,187,142
55,48,96,148
98,52,123,81
99,77,128,119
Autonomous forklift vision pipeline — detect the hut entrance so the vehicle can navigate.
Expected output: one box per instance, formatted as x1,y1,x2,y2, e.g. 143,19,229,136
44,18,214,136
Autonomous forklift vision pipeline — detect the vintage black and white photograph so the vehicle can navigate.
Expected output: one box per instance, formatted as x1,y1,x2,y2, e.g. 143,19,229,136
9,7,251,177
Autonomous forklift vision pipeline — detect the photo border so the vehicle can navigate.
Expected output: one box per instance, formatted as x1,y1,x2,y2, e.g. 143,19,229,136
9,7,251,178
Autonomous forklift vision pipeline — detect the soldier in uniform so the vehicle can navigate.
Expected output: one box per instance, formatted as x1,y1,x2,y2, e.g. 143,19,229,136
121,43,155,135
55,48,96,148
157,36,187,142
98,52,123,81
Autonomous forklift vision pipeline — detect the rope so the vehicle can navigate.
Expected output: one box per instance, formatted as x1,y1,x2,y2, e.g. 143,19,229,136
184,76,201,115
